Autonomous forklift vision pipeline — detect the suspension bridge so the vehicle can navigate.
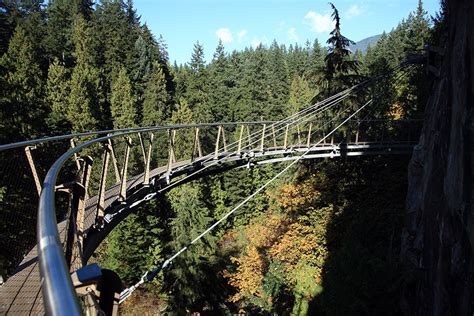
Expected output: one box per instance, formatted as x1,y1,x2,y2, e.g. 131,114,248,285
0,65,423,315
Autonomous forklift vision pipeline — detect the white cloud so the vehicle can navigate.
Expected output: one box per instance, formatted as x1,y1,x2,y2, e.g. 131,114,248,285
237,29,247,42
215,28,233,44
251,38,262,48
346,4,363,19
287,27,298,41
250,36,269,48
304,11,334,33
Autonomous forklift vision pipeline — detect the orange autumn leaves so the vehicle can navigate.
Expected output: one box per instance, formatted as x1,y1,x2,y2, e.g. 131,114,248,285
223,179,333,306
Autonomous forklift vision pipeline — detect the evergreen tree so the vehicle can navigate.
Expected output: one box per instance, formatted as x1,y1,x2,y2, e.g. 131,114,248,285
67,15,100,133
324,2,359,95
207,40,232,122
142,62,169,126
186,42,210,122
0,1,17,55
95,0,136,82
44,0,75,65
110,66,137,129
46,59,71,134
234,45,271,120
288,75,314,115
166,184,224,313
268,40,290,119
308,39,326,86
0,24,44,140
102,202,165,288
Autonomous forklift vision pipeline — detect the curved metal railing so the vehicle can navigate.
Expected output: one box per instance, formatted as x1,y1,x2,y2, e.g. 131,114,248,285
0,117,422,315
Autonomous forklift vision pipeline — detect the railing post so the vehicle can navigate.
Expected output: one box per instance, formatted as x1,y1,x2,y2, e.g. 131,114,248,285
297,124,302,145
306,123,312,147
107,139,121,183
246,125,252,149
143,133,154,185
272,124,277,149
191,127,202,162
284,124,289,149
24,145,42,197
138,132,147,164
355,121,360,144
260,124,266,152
118,137,132,202
95,144,110,226
166,129,176,181
237,125,244,154
70,139,81,171
221,125,228,152
214,125,222,159
71,156,93,269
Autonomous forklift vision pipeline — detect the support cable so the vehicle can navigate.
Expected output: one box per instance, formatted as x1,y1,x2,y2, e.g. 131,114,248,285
157,66,405,193
119,99,373,304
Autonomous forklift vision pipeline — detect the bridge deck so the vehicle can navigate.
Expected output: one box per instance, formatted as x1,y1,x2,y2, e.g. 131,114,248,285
0,143,413,314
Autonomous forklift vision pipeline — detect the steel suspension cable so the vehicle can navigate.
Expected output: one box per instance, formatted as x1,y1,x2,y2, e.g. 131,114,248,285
119,98,373,304
157,65,407,192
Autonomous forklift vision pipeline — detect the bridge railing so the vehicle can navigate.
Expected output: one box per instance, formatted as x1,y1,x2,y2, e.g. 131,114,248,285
0,118,422,313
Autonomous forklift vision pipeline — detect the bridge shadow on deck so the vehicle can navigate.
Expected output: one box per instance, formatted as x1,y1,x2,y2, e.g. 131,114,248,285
307,155,410,315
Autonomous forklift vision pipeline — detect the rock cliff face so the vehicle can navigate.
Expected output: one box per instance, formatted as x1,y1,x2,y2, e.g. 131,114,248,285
401,0,474,314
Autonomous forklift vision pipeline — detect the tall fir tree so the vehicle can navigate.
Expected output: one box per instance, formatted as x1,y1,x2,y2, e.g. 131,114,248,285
46,59,71,134
207,40,233,122
142,61,169,126
0,24,45,140
95,0,136,82
44,0,76,66
186,42,210,122
166,184,224,313
67,15,100,133
288,75,314,115
110,66,137,129
324,2,359,96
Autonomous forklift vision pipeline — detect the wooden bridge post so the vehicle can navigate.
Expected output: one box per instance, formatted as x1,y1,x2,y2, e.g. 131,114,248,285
260,124,266,152
214,125,222,159
284,124,289,149
95,143,111,225
272,124,277,148
191,127,202,162
246,125,252,149
237,125,244,154
306,123,312,147
166,129,176,181
70,139,81,171
221,125,228,152
107,138,121,183
118,137,132,201
71,155,93,269
144,133,154,185
24,145,42,197
355,121,360,144
297,124,302,145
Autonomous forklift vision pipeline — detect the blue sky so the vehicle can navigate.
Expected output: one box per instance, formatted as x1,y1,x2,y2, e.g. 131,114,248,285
133,0,441,65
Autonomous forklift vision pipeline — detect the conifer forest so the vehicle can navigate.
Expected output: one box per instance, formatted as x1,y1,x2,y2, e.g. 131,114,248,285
0,0,448,314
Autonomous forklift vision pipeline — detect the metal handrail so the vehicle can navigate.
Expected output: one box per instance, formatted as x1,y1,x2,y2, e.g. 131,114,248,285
0,119,422,151
0,121,275,152
37,119,421,314
37,122,261,313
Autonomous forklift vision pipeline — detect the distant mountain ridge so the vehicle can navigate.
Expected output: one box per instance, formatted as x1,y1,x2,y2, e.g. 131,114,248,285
349,34,382,54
